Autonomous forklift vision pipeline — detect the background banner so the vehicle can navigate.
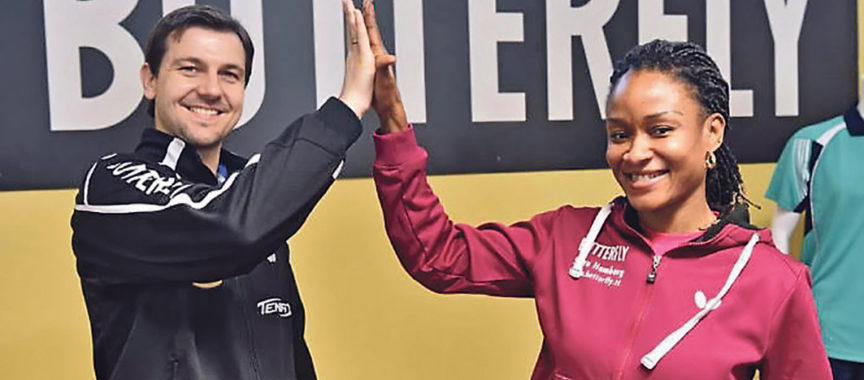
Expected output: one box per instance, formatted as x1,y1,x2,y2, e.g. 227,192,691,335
0,0,855,190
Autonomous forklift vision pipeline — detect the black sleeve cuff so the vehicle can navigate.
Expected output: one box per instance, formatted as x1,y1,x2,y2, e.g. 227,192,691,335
313,97,363,152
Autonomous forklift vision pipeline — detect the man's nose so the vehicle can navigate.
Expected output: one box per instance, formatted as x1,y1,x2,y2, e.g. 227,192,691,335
196,72,222,99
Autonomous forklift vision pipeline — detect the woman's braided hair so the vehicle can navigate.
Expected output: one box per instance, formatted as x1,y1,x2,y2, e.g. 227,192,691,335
608,39,750,214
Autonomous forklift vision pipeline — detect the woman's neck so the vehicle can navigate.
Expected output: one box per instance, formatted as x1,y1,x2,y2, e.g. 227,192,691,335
637,194,717,233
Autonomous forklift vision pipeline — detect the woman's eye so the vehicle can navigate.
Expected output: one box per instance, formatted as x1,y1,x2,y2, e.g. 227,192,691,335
609,131,629,142
651,126,673,136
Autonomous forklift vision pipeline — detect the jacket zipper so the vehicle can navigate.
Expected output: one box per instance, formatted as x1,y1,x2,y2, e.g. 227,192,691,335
614,254,661,380
237,279,263,380
646,255,662,283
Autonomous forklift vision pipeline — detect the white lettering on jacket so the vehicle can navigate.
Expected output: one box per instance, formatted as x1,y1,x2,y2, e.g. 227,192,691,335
577,242,630,287
106,161,192,197
588,242,629,262
257,298,292,318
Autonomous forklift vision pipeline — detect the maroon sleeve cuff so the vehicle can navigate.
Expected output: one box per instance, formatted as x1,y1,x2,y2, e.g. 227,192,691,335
373,125,426,166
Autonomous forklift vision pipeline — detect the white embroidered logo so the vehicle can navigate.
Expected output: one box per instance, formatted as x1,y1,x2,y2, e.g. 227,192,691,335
694,290,721,310
106,161,191,197
267,253,277,263
257,298,292,318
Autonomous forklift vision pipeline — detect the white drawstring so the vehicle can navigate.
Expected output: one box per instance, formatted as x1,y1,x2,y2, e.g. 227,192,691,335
640,232,761,370
569,203,614,279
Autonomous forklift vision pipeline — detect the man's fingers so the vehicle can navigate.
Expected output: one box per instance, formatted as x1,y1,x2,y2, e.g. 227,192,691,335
353,8,371,50
343,0,358,48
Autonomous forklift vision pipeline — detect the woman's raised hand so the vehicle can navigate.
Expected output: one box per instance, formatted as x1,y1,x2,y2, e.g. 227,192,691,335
362,0,408,133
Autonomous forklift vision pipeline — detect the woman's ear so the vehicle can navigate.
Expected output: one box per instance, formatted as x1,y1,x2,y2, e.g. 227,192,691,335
704,113,726,151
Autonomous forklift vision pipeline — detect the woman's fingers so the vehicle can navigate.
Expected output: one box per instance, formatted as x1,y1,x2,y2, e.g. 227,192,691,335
362,0,389,56
375,54,396,70
362,0,395,72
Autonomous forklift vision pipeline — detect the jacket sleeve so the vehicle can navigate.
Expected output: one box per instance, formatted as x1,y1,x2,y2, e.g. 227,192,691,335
71,98,362,284
372,127,553,297
760,268,832,379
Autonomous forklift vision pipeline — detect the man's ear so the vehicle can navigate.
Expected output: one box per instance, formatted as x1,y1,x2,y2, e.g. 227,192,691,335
141,64,157,100
705,113,726,151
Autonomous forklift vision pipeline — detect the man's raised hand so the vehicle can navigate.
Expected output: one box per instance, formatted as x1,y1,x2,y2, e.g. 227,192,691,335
338,0,376,119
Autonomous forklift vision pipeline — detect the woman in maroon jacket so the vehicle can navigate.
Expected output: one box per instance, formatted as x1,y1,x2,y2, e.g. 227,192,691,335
361,1,831,379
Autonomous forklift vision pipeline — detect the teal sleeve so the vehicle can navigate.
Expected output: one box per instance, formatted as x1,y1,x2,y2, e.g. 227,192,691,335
765,135,812,212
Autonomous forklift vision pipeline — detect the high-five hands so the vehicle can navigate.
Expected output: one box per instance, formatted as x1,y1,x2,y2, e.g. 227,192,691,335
338,0,410,131
361,0,409,134
338,0,376,119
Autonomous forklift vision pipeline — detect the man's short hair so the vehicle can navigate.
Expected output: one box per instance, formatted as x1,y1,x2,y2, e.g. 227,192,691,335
143,5,254,116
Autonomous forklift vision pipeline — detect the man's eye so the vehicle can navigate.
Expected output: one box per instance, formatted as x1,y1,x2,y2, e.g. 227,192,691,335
222,71,241,81
179,66,197,73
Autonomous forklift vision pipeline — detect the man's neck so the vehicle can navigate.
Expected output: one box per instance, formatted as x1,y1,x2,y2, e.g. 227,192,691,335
196,146,221,175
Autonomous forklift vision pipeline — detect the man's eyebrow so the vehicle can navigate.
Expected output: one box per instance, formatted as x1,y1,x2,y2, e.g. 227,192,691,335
171,56,204,65
221,63,244,73
169,58,244,74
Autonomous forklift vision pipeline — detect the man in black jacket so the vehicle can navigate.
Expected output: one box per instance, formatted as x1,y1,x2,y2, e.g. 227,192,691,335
71,2,375,379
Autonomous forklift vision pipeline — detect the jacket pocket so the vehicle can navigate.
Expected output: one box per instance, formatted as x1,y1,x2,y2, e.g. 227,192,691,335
165,359,179,380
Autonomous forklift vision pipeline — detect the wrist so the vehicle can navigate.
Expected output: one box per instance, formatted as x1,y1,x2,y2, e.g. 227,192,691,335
373,99,407,127
338,95,367,119
378,114,409,134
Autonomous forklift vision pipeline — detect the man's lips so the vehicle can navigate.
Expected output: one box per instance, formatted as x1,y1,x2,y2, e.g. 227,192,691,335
183,104,224,116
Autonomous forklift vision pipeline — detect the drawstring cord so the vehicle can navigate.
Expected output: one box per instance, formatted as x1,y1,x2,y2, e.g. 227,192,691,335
640,233,760,369
568,203,614,279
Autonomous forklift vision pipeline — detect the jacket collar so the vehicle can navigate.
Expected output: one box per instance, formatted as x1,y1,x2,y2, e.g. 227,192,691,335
694,202,757,242
135,128,247,185
843,103,864,136
609,197,768,256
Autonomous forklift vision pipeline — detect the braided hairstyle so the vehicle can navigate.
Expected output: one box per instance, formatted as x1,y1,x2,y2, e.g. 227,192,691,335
607,39,749,214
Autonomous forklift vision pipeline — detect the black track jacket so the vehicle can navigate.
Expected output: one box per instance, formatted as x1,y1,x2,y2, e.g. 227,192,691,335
71,98,361,380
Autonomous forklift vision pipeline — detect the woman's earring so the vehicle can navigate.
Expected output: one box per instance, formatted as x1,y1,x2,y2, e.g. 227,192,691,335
705,151,717,169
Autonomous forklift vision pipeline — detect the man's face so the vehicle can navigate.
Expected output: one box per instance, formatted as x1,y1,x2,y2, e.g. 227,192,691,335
141,26,246,150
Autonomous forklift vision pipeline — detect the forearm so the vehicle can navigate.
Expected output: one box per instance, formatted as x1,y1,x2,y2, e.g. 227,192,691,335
372,68,409,134
770,208,801,254
373,128,535,296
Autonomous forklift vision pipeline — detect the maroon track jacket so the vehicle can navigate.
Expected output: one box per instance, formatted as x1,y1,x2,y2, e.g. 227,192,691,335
373,127,831,380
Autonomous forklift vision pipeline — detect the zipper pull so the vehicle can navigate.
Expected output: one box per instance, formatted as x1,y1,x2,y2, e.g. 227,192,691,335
647,255,661,283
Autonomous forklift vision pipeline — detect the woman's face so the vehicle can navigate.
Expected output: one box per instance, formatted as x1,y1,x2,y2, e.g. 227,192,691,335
605,70,724,216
